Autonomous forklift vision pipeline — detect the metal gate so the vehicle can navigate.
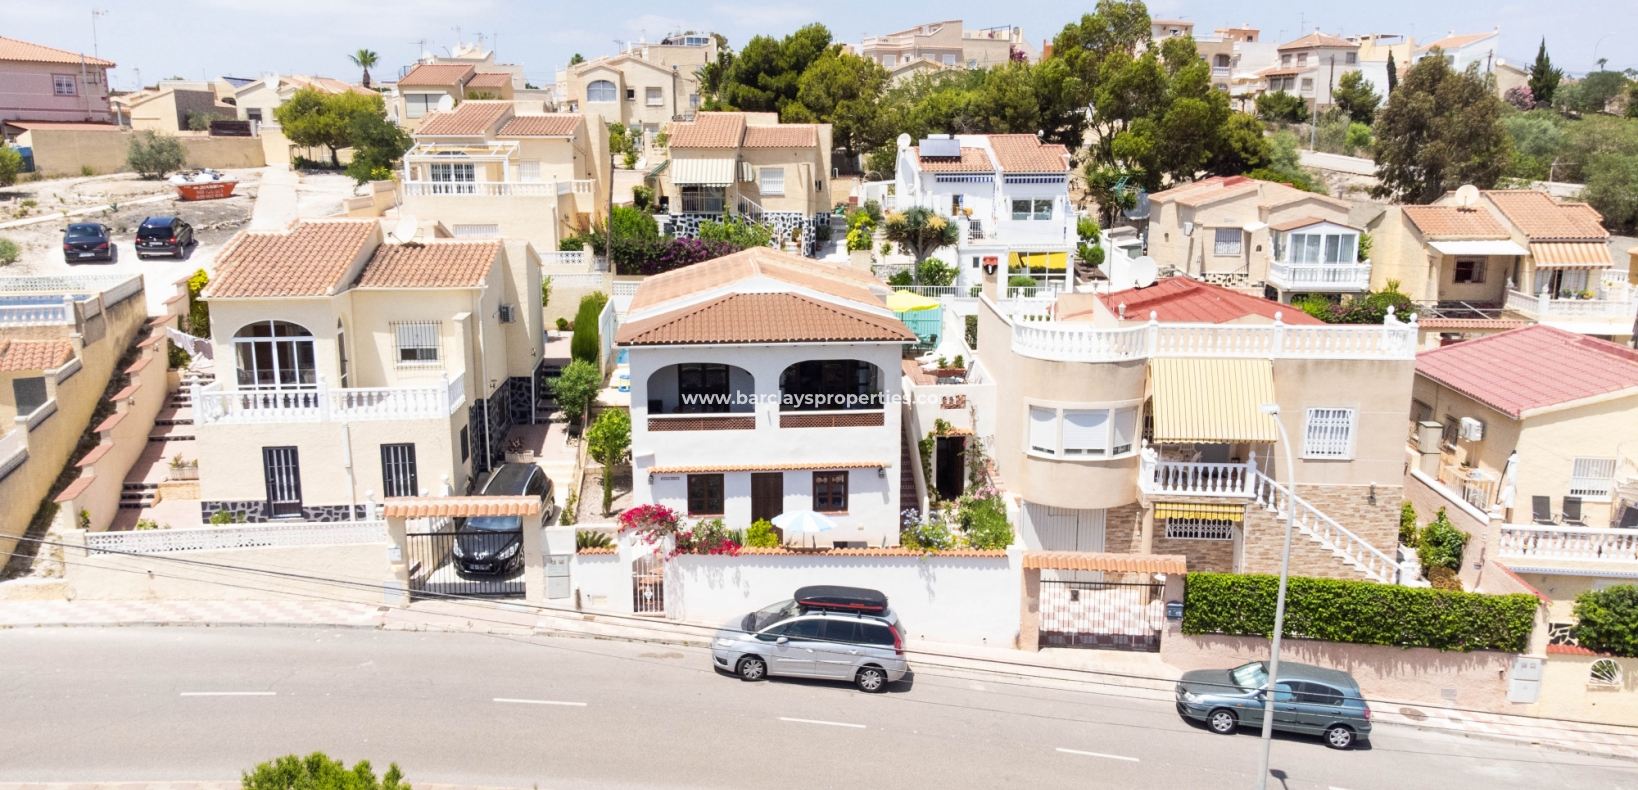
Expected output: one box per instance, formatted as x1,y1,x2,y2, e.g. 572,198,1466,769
1038,579,1165,652
632,553,665,615
261,446,303,518
405,527,526,599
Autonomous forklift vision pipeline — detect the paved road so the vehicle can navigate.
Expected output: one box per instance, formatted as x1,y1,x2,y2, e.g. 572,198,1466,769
0,629,1632,790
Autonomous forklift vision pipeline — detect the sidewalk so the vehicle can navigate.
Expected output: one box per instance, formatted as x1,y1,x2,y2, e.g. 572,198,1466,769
2,597,1634,761
0,784,524,790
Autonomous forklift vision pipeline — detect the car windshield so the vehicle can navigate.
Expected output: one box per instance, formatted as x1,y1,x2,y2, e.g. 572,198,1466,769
465,515,522,532
1230,662,1268,692
66,224,102,237
744,599,799,633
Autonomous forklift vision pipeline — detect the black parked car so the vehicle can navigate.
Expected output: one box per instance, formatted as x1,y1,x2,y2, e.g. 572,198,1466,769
453,463,555,577
135,216,194,258
62,223,113,262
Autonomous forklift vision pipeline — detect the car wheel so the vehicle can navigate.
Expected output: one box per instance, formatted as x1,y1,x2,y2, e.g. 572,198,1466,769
736,656,767,682
1324,725,1354,750
1208,709,1238,735
855,665,888,693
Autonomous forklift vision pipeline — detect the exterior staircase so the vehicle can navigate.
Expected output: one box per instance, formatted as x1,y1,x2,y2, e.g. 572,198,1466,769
1251,472,1400,583
119,481,158,510
150,371,211,444
899,431,919,519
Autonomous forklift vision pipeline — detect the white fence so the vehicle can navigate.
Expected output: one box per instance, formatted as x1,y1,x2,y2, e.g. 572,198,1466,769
612,280,640,297
0,273,136,294
0,304,72,326
193,375,464,425
545,272,608,289
1499,525,1638,563
1142,455,1256,497
1267,262,1373,291
1506,289,1638,319
86,520,388,555
540,250,587,268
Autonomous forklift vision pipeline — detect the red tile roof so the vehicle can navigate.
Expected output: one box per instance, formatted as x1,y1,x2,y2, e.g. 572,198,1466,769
1401,205,1511,238
1022,551,1188,574
988,134,1070,172
497,114,580,136
617,292,915,346
743,125,818,148
1416,325,1638,418
207,219,379,299
651,461,891,474
626,246,882,314
1095,278,1326,325
0,339,74,372
414,100,510,136
466,72,512,89
398,63,475,87
669,112,746,148
912,147,995,172
353,240,501,289
1483,191,1609,240
2,121,120,132
1278,32,1357,50
0,36,113,67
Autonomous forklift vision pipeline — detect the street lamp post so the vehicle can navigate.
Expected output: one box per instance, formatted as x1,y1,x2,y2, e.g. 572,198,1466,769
1254,402,1297,790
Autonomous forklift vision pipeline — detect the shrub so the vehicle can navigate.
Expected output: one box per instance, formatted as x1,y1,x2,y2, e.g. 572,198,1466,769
209,509,240,525
746,519,780,548
1182,572,1539,652
555,317,569,331
1427,566,1462,591
79,165,96,177
585,408,631,516
886,269,912,286
1417,508,1468,575
1256,91,1308,124
1398,501,1419,547
901,516,954,552
0,146,22,186
575,529,613,550
951,354,964,369
964,315,977,349
549,359,601,423
631,184,655,211
126,130,186,178
611,205,660,242
698,214,774,248
1345,122,1374,152
675,518,741,556
570,294,604,363
559,490,578,525
916,257,956,286
0,238,19,265
958,495,1012,550
186,269,210,336
1571,584,1638,657
241,751,409,790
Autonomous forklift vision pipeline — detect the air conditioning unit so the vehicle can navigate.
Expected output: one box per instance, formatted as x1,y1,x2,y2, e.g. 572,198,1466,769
1459,417,1484,442
1183,221,1194,236
498,304,516,324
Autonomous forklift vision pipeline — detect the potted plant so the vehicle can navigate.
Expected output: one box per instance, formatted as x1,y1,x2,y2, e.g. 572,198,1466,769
504,437,534,464
167,453,199,481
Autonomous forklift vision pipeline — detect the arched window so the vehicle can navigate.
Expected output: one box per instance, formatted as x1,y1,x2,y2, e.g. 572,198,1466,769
587,80,618,103
778,360,883,411
645,363,754,414
233,320,317,389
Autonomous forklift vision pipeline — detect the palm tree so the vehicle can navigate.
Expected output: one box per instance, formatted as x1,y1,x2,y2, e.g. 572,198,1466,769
349,49,380,88
882,207,960,284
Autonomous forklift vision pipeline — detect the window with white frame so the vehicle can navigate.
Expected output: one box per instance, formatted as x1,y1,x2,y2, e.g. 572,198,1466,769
1570,457,1617,500
586,80,617,102
1286,231,1357,264
518,160,541,182
1029,405,1140,458
942,54,956,65
1011,199,1054,220
404,93,439,118
1062,410,1110,456
393,321,441,365
53,75,77,96
1301,77,1315,93
646,86,664,106
1214,227,1242,256
428,162,475,194
1029,407,1057,455
759,166,785,195
1303,408,1356,459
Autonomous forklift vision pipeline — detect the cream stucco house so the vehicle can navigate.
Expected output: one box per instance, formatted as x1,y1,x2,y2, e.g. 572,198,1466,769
400,100,609,253
1261,31,1361,111
558,49,703,160
618,247,916,545
191,218,546,522
861,20,1034,70
233,75,374,126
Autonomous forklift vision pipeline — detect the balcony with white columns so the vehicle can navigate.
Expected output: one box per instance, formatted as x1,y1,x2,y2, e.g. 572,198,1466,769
1267,261,1373,292
1499,524,1638,568
192,373,465,426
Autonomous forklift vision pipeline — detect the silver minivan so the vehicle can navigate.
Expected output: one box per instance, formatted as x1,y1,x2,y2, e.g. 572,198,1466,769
712,587,909,693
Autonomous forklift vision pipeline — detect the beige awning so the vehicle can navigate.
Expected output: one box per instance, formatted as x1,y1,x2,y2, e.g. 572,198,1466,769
1531,242,1612,268
1150,358,1277,443
668,158,735,186
1154,503,1245,522
1429,240,1529,256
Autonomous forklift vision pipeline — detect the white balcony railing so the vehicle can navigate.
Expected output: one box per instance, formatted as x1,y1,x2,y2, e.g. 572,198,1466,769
1267,261,1373,291
546,273,608,289
1003,303,1417,363
1212,66,1232,77
540,250,587,268
87,520,389,555
193,375,464,426
403,181,559,197
556,179,595,195
1506,289,1638,320
1499,525,1638,564
612,281,640,297
892,285,971,300
0,427,26,476
1142,455,1257,497
0,304,71,326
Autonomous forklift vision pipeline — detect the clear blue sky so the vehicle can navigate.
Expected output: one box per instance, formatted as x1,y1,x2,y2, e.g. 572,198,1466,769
10,0,1634,92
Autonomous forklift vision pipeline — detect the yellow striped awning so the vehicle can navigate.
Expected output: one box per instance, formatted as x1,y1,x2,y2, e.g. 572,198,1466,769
1154,503,1245,522
1009,251,1069,270
1149,358,1277,443
1531,242,1612,268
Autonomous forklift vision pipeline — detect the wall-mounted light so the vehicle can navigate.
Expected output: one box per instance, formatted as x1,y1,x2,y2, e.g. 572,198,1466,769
877,467,886,478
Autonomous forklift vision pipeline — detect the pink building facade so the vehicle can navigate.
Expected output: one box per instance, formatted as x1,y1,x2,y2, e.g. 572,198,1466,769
0,36,115,124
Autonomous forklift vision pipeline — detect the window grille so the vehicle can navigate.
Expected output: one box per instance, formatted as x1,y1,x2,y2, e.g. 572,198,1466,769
1303,408,1355,458
380,443,419,498
393,321,441,365
1570,457,1617,500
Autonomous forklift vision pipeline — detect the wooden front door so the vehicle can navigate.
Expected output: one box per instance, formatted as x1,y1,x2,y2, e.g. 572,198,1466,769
750,472,784,524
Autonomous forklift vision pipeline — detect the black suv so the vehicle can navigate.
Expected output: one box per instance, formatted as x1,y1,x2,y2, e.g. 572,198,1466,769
135,216,194,258
62,223,113,262
454,464,555,577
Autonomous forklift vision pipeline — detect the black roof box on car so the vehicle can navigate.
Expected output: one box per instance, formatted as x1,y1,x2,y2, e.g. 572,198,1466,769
795,585,888,614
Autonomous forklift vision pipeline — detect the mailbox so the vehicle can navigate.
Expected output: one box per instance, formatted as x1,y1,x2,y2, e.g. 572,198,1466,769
546,555,570,599
1165,601,1184,621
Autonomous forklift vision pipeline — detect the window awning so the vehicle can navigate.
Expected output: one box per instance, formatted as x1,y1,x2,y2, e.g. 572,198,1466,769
1009,251,1070,270
1149,358,1277,444
1530,242,1612,268
1155,503,1244,522
669,158,735,186
1429,240,1529,256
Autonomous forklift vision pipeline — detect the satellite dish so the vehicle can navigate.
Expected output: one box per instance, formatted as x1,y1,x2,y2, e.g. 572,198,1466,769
264,72,280,90
896,132,912,150
391,214,419,243
436,94,456,111
1130,256,1158,289
1105,254,1159,292
1454,184,1480,207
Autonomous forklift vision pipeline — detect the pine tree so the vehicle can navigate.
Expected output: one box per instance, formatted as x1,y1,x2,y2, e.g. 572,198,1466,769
1528,38,1562,106
1386,52,1398,93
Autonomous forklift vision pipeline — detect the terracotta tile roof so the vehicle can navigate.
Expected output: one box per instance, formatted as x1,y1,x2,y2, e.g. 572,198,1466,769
398,63,475,87
54,475,96,504
988,134,1070,172
497,114,580,137
577,546,617,555
626,246,882,314
1419,32,1495,52
353,240,500,289
1148,175,1258,205
618,292,915,346
1278,32,1357,50
1095,278,1327,325
1401,205,1510,238
1,121,120,132
1484,191,1609,240
381,496,541,517
466,72,512,89
743,125,818,148
736,546,1008,558
669,112,746,148
414,101,511,136
0,36,113,67
1545,643,1602,656
1268,215,1346,232
1416,325,1638,419
650,460,891,474
207,219,379,299
286,75,375,96
0,339,74,372
1416,318,1529,330
912,147,995,172
1022,551,1188,574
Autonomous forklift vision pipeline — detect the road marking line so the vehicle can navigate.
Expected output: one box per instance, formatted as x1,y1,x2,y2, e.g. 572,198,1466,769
1056,747,1139,762
493,698,588,707
180,692,276,697
778,717,867,729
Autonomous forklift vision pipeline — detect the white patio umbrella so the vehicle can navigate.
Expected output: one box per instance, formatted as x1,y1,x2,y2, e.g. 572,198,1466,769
772,510,836,547
1497,451,1520,511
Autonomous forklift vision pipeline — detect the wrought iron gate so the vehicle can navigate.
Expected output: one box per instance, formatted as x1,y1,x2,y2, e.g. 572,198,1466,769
404,526,526,599
632,553,665,615
1038,579,1165,652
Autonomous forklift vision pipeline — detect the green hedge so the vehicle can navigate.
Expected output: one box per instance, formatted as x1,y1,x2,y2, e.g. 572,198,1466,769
1182,572,1539,653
